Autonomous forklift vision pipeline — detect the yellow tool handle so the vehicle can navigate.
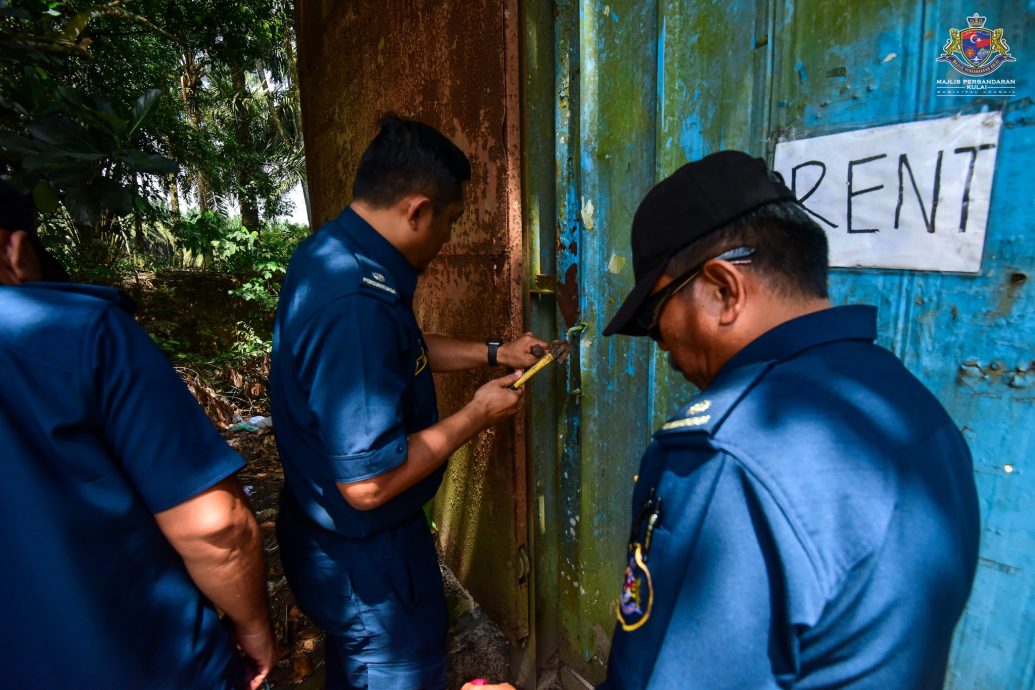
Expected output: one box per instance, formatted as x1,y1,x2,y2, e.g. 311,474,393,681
510,353,555,389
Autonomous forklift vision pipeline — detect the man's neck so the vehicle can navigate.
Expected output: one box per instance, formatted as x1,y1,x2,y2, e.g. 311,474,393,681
350,202,417,267
753,296,832,338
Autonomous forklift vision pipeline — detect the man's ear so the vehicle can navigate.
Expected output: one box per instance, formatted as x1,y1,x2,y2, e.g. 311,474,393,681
0,229,43,285
699,259,748,326
401,195,434,230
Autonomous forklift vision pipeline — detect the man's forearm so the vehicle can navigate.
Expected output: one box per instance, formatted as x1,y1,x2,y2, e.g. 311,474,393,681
337,403,485,510
155,479,271,635
181,514,270,636
424,333,487,372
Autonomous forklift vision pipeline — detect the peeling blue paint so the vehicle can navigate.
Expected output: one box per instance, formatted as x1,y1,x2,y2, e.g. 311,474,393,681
526,1,1034,686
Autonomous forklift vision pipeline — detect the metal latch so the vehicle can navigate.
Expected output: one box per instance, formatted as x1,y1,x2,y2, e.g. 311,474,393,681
529,273,557,295
516,544,530,584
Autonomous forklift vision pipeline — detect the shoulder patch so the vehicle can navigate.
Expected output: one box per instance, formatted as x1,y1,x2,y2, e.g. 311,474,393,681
655,361,774,437
660,413,712,432
355,255,398,302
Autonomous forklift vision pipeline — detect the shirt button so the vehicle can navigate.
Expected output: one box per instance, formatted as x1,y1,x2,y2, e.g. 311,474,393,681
396,444,404,454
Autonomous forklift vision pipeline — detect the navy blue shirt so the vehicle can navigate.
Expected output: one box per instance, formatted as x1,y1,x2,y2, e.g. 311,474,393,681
603,306,979,689
271,207,440,540
0,283,245,689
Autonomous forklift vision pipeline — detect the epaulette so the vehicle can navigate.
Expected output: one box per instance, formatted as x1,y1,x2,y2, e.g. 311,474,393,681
354,254,399,303
27,281,137,313
655,360,774,437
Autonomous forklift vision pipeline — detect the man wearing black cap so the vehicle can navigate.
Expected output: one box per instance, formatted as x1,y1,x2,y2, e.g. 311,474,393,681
596,151,980,688
463,153,980,690
0,180,275,689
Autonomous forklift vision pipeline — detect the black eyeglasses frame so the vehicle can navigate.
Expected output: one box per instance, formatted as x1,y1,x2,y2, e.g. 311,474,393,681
634,245,755,340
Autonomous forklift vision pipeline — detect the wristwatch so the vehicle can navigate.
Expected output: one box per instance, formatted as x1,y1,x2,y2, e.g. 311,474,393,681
487,339,503,367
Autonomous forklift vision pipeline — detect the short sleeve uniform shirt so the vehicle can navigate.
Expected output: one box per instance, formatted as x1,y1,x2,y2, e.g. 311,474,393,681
271,207,440,540
0,283,245,689
602,306,979,690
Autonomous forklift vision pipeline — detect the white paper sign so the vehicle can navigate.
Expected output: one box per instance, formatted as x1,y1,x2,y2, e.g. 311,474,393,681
774,112,1002,273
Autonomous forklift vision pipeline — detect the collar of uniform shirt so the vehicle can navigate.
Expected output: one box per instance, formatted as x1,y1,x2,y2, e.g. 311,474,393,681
336,206,420,303
718,304,878,375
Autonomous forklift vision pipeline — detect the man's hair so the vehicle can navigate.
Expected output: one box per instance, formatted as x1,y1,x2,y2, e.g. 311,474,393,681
666,197,829,300
0,179,38,233
0,179,69,281
352,114,471,209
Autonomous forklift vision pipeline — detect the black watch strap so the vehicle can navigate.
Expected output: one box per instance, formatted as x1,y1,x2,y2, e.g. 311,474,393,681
487,339,503,367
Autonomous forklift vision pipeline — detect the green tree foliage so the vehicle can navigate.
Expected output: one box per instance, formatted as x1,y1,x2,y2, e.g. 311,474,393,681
0,0,307,274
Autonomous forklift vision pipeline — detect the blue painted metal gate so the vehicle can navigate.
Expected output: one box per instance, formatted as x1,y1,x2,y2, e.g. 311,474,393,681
521,1,1033,686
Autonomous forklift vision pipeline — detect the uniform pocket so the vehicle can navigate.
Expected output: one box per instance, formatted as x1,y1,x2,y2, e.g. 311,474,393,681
276,523,366,638
387,517,442,609
341,516,448,663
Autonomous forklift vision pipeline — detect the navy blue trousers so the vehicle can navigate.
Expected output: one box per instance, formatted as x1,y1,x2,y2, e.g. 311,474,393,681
278,511,448,690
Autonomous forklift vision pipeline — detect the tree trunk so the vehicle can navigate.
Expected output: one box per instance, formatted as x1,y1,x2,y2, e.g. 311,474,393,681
169,173,181,222
232,63,260,231
133,178,145,255
180,51,210,213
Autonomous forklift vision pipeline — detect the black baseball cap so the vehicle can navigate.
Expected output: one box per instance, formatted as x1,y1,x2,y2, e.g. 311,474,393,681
0,179,70,281
603,151,795,337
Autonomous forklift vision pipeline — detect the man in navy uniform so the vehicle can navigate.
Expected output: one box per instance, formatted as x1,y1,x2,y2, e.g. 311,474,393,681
0,180,275,689
271,115,545,689
594,151,980,688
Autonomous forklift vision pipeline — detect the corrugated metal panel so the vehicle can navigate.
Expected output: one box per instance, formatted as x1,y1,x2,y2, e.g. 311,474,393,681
295,0,529,646
521,0,568,670
526,0,1034,686
769,3,1033,688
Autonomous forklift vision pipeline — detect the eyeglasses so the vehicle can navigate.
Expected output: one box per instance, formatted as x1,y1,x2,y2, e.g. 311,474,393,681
634,246,755,341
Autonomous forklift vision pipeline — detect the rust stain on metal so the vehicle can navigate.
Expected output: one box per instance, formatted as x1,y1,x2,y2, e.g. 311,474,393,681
297,0,514,247
296,0,528,640
557,263,580,328
996,268,1028,316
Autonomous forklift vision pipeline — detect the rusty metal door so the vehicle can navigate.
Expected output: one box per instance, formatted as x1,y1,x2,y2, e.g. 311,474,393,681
522,1,1033,687
295,0,530,658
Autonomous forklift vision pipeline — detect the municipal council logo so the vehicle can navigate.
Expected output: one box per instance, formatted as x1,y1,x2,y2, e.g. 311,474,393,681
937,14,1015,75
936,14,1016,97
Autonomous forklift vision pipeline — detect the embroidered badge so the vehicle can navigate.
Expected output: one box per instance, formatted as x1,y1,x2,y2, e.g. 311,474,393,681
362,276,397,295
660,415,711,431
415,348,429,376
617,543,653,631
688,399,712,415
618,488,661,632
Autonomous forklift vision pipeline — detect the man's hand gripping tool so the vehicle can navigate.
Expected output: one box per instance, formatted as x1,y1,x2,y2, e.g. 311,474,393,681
509,339,569,390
